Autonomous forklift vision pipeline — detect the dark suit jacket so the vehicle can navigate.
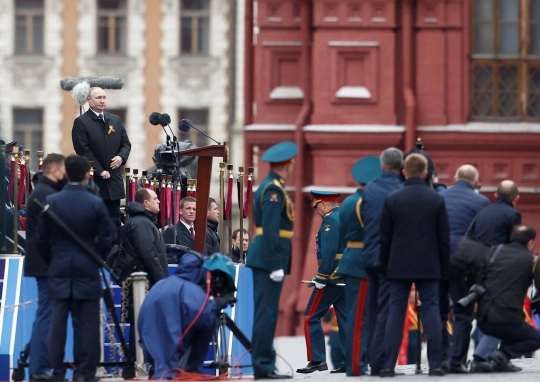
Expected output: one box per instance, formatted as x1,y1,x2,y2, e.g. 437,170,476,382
440,180,490,255
379,177,451,280
477,242,540,323
468,196,521,246
72,109,131,201
36,184,115,300
163,221,195,250
24,176,64,277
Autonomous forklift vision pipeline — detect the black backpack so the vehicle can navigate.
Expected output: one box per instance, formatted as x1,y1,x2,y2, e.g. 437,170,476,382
106,220,139,284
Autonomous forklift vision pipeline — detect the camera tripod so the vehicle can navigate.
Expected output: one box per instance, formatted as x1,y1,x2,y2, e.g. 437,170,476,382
205,311,252,375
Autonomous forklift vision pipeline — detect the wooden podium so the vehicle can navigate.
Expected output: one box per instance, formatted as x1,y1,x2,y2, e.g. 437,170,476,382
180,144,228,253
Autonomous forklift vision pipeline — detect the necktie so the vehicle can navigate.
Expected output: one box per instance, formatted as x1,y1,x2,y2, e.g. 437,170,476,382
190,227,195,239
98,113,104,121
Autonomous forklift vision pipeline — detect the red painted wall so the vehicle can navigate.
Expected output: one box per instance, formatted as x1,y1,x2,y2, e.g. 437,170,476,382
244,0,540,337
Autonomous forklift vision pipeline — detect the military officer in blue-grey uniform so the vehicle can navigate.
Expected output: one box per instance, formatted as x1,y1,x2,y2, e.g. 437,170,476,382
362,148,404,376
297,191,348,374
337,156,382,376
246,141,297,380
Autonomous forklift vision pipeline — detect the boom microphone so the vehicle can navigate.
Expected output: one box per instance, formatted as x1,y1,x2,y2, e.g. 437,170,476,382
178,119,221,145
60,76,125,91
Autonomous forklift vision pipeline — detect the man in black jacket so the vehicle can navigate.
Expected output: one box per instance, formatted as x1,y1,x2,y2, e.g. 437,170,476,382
467,180,521,372
205,197,220,256
476,225,540,371
121,188,168,364
72,87,131,231
24,154,66,381
231,228,249,263
122,188,168,286
379,153,450,377
36,155,115,382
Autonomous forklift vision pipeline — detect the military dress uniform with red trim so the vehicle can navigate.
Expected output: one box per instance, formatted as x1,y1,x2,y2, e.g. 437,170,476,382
337,156,382,376
298,191,348,374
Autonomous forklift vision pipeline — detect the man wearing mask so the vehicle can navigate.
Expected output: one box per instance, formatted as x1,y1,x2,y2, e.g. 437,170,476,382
205,197,220,256
24,154,66,381
231,228,249,263
72,87,131,232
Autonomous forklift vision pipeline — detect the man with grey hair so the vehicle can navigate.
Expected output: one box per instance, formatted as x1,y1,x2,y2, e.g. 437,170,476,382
440,165,490,373
72,87,131,234
360,147,404,375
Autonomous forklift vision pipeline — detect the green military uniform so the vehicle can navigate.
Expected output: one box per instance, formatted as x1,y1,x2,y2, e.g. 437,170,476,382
297,191,347,374
246,141,297,380
337,156,382,376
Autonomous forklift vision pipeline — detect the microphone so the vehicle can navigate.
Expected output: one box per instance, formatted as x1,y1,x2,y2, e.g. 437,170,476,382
60,76,125,91
149,112,171,145
149,112,161,126
158,113,178,147
160,114,178,142
178,119,221,145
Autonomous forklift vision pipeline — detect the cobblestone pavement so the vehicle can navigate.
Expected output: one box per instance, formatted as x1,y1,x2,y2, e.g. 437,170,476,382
287,359,540,381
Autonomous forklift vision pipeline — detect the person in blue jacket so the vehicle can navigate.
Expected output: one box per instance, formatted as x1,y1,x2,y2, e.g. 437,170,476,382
297,191,347,374
337,156,382,376
138,251,231,378
361,147,404,375
246,141,297,380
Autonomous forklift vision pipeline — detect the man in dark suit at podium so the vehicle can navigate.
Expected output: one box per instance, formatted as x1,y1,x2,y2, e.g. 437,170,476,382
72,87,131,231
164,196,197,249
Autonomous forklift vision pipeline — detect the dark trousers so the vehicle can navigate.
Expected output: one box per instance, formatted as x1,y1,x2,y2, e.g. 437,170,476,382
367,269,391,374
29,277,52,375
303,284,347,363
448,276,474,366
478,318,540,359
104,199,121,237
49,298,100,382
251,268,284,378
439,279,450,362
343,276,369,376
384,280,442,370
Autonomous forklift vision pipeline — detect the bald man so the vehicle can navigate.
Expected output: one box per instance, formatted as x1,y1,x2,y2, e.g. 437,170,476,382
440,165,490,373
465,179,521,373
72,87,131,233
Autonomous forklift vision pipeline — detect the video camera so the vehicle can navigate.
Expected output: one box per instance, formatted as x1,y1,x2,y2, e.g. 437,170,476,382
148,112,197,183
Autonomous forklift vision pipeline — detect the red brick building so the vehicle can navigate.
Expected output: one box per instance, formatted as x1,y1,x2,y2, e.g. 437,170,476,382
243,0,540,335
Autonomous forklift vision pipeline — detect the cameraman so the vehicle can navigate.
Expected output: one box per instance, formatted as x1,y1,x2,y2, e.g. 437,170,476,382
138,251,232,378
476,224,540,372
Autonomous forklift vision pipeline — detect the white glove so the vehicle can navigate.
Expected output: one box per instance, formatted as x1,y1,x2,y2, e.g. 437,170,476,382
312,278,326,289
269,269,285,282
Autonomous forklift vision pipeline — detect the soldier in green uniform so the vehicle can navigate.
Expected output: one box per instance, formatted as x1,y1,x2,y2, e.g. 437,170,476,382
246,141,297,380
338,156,382,376
297,191,348,374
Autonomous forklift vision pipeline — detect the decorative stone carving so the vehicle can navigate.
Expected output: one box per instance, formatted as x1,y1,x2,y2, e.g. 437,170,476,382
371,3,386,22
4,56,54,89
324,3,338,22
170,56,220,89
85,55,137,78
